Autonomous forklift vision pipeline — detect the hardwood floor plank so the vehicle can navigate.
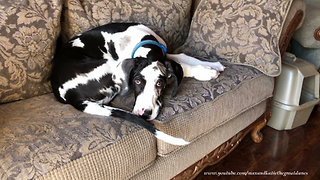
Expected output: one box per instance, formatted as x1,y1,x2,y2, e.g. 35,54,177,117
196,108,320,180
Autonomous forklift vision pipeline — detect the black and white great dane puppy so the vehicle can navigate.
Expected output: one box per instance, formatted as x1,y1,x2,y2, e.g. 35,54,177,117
51,23,225,145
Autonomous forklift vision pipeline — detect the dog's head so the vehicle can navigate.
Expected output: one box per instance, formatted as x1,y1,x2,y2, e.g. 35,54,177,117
122,57,183,120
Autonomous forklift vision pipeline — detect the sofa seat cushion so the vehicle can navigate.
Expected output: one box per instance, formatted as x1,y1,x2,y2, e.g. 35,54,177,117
0,94,156,179
154,63,274,156
132,101,267,180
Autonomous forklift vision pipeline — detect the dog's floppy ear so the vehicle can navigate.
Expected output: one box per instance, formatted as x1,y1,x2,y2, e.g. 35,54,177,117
122,58,136,77
120,58,137,95
164,58,183,97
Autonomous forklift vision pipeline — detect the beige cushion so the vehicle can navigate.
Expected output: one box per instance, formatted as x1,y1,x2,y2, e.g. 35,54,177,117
62,0,192,51
176,0,293,77
153,64,274,155
0,0,62,103
132,101,267,180
0,94,156,179
37,100,267,180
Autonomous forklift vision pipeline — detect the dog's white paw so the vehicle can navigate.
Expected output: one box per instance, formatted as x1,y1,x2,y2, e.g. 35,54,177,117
192,65,220,81
202,61,226,72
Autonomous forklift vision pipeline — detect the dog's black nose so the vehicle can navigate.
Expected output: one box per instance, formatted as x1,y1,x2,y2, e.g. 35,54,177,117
142,110,152,119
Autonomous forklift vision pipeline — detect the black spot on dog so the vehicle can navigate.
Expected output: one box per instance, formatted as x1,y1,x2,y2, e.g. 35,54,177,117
107,40,119,60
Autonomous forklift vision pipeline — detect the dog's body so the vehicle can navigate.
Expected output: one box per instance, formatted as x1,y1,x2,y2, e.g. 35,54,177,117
51,23,225,145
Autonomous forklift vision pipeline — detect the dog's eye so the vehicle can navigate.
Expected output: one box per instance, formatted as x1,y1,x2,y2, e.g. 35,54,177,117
156,80,163,87
135,79,141,85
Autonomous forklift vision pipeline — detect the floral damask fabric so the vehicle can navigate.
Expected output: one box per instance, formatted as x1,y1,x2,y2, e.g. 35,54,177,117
0,0,62,103
62,0,192,51
156,62,262,122
177,0,293,77
0,63,262,179
109,62,263,123
0,94,153,179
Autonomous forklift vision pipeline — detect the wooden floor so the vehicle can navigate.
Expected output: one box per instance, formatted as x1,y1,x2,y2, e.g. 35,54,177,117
196,108,320,180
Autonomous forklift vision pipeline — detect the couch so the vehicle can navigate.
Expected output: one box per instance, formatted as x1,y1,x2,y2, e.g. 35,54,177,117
290,0,320,110
0,0,303,179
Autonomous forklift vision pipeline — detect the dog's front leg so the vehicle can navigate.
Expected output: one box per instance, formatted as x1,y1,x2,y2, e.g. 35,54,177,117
167,53,225,81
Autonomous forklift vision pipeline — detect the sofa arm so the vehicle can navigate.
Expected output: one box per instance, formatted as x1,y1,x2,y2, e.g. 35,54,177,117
280,10,305,56
314,27,320,41
293,4,320,49
279,0,305,56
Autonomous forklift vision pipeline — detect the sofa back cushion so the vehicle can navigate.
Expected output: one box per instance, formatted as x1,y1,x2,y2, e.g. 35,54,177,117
62,0,192,51
177,0,293,77
0,0,62,103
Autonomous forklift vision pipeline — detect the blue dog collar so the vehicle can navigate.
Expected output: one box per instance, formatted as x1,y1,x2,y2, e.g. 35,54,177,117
131,40,167,58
